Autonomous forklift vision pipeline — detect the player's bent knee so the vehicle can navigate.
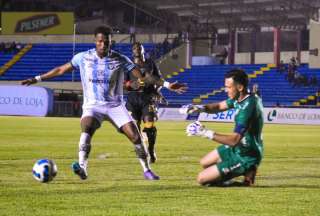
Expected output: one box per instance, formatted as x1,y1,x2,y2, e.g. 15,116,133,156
121,122,142,144
131,132,141,144
199,157,214,168
197,173,207,185
81,117,100,136
197,166,221,185
199,158,207,168
125,130,141,144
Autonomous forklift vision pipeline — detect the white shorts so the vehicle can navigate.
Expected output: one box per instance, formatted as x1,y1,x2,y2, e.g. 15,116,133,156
81,103,134,129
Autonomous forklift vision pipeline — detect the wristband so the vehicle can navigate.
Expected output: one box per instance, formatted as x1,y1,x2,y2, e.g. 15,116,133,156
35,75,42,82
163,81,170,89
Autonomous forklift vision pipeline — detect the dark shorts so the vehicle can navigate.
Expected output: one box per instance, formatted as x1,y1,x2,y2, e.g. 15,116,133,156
217,145,259,181
125,92,157,121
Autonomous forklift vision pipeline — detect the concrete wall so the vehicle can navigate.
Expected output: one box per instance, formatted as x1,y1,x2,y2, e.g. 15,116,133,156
235,51,309,64
309,20,320,68
157,43,189,76
0,33,313,65
192,39,210,56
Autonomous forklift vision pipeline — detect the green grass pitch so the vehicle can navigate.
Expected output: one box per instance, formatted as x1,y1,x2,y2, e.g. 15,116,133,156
0,116,319,216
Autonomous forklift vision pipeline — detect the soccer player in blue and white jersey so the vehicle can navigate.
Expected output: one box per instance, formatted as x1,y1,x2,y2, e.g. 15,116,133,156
21,26,186,180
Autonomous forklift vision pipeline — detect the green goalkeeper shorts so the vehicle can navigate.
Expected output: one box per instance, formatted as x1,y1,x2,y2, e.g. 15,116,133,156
216,145,259,181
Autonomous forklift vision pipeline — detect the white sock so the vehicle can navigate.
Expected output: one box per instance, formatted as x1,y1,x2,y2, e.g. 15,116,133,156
79,132,91,172
134,143,150,172
139,158,150,172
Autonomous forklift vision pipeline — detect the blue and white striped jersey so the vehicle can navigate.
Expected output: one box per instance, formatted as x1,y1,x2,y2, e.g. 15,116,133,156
71,49,136,108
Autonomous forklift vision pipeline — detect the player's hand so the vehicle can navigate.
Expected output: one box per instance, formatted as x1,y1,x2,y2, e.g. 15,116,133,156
131,80,144,90
168,81,188,94
186,121,215,139
125,80,144,90
21,78,37,86
179,104,205,114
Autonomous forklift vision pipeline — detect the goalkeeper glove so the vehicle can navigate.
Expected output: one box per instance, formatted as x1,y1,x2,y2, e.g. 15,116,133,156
186,121,215,140
179,104,205,114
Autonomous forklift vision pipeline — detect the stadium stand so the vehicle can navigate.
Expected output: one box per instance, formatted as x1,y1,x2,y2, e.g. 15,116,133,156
0,43,161,81
162,64,320,107
1,43,319,107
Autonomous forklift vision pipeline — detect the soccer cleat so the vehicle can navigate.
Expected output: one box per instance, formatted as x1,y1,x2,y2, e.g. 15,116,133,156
144,170,160,180
243,166,257,186
72,162,88,180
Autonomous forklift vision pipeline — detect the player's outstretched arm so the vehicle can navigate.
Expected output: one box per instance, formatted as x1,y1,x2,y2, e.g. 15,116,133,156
21,63,73,85
179,104,206,114
166,81,188,94
186,121,242,146
186,121,215,139
180,101,229,114
131,68,187,93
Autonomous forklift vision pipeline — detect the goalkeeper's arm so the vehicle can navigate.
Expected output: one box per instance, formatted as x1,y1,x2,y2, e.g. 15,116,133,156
186,121,243,146
211,132,242,146
183,100,229,114
198,129,242,146
202,100,229,113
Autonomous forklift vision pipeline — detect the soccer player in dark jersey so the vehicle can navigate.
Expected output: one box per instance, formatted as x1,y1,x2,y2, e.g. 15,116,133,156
185,69,264,186
125,42,187,163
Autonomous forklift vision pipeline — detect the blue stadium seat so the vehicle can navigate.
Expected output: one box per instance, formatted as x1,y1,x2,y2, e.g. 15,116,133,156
161,64,319,106
0,43,161,82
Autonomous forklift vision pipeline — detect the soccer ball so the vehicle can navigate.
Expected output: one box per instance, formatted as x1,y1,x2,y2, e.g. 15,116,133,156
32,159,57,183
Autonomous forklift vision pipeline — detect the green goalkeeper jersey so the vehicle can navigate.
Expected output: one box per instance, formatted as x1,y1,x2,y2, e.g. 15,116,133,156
226,94,264,162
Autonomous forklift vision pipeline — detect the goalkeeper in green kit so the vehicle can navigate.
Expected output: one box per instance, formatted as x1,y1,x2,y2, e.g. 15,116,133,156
184,69,264,186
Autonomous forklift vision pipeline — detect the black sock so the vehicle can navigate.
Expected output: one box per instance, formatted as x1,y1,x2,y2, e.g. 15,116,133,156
143,127,157,152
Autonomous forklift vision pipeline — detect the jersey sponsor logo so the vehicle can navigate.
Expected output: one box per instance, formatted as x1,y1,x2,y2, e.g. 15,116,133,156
88,78,107,84
105,60,121,71
83,57,95,65
97,69,105,76
108,63,116,70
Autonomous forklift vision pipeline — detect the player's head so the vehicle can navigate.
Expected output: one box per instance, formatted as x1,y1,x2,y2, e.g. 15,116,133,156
224,69,249,100
132,42,145,63
94,26,112,57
